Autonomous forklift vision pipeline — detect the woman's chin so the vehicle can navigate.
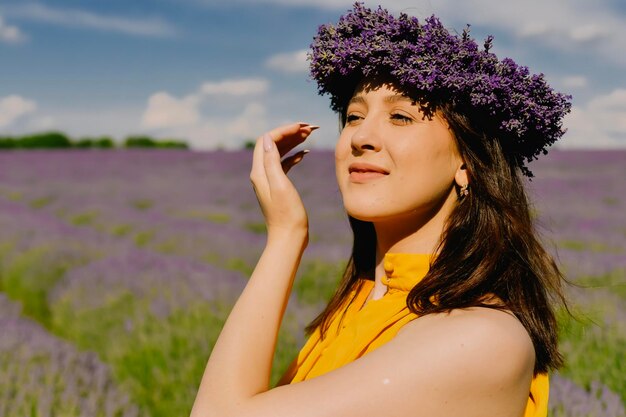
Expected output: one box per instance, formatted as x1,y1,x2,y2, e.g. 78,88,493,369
341,194,393,221
343,206,388,222
346,212,376,222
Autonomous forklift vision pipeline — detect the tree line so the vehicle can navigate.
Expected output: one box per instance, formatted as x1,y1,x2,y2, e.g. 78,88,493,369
0,132,189,150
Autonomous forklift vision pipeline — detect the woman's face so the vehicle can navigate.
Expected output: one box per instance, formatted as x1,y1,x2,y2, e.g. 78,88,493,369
335,80,465,223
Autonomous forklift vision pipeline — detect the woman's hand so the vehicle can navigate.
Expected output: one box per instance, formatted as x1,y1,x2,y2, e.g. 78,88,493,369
250,122,317,242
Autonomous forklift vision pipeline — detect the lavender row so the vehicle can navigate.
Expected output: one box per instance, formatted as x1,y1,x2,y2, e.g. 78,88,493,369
0,185,314,348
0,197,134,266
50,248,247,321
549,373,625,417
527,150,626,263
0,294,143,417
1,149,622,270
0,149,352,263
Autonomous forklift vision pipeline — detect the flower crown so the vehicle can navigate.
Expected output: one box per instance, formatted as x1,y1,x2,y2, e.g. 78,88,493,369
308,2,572,176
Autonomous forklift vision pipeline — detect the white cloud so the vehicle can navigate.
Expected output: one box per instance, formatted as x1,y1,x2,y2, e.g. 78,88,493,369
140,78,272,149
200,78,269,96
209,0,626,67
27,115,56,130
560,88,626,148
587,89,626,135
164,102,269,150
431,0,626,66
517,19,610,45
188,0,350,9
0,95,37,128
42,106,143,140
4,3,176,38
0,103,145,141
151,104,269,150
225,102,268,138
0,15,26,43
561,76,588,89
167,121,222,149
265,49,309,74
518,21,550,38
569,24,608,43
141,92,200,129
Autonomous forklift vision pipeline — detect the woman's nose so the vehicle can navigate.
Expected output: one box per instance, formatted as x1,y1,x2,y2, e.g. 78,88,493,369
350,118,382,153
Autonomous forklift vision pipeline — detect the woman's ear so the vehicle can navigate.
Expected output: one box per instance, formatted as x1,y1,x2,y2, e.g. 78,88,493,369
455,162,469,187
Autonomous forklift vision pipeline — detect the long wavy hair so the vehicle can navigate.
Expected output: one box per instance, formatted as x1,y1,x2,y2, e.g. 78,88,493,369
305,99,572,376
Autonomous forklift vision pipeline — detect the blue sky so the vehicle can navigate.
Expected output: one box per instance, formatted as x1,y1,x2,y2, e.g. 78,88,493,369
1,0,625,150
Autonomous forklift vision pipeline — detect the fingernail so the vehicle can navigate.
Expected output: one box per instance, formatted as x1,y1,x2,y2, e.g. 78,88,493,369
263,133,273,152
303,149,310,154
297,122,320,130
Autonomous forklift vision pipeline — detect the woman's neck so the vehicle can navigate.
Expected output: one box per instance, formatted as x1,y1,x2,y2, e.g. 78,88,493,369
373,191,456,258
375,218,441,256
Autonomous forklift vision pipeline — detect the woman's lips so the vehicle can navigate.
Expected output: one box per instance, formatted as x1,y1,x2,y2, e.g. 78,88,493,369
349,171,388,182
348,162,389,182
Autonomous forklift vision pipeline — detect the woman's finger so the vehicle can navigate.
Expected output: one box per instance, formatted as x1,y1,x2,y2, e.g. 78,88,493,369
250,135,270,196
263,132,291,190
252,122,317,202
281,149,310,174
267,122,318,157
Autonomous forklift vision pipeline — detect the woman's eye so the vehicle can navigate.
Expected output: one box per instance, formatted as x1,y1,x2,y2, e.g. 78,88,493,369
345,114,362,124
390,113,413,124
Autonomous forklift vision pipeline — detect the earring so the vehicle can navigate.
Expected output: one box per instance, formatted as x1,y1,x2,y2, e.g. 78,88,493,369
459,183,469,198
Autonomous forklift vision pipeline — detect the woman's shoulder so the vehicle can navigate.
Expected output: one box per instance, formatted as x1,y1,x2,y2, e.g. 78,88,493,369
397,303,535,382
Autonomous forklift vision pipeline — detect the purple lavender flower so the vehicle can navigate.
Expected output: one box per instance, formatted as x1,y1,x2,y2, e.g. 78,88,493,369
550,374,625,417
49,248,247,316
0,294,143,416
309,2,572,176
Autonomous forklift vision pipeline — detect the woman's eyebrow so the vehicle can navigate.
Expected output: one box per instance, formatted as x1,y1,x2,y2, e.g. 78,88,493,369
348,95,366,106
348,94,414,106
383,94,414,104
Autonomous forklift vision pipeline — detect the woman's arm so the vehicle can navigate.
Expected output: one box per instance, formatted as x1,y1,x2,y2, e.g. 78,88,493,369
191,122,313,415
194,301,536,417
190,232,307,414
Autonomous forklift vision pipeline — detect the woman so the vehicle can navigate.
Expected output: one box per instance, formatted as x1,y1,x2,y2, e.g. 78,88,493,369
191,4,572,417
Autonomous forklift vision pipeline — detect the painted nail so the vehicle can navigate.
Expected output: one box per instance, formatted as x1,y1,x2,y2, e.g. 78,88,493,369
298,122,310,127
302,149,311,154
308,125,320,131
263,133,273,152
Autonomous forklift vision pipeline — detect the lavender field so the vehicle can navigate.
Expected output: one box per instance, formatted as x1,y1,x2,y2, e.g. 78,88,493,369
0,148,624,417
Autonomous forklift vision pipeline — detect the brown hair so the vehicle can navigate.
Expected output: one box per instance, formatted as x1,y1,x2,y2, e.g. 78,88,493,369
306,100,572,376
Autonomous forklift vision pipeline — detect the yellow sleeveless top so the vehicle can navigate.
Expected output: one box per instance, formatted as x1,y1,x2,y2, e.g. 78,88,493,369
285,253,548,417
